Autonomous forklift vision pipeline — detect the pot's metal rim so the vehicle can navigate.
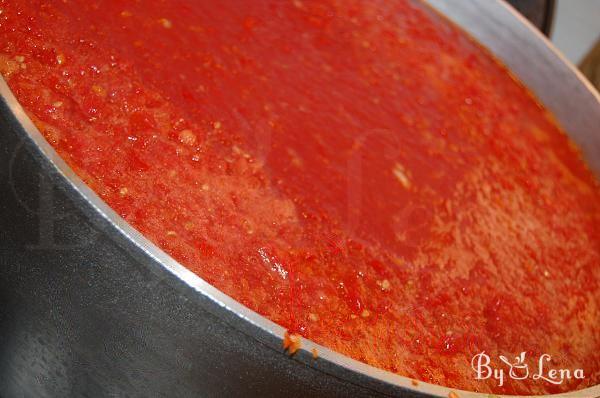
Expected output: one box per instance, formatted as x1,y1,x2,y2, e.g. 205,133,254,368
1,0,599,397
426,0,600,177
429,0,600,103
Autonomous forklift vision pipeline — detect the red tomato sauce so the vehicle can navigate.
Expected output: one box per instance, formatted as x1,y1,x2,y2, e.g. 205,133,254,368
1,0,599,395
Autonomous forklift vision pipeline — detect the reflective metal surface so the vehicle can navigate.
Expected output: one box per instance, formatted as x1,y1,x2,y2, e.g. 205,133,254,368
506,0,555,36
0,0,598,397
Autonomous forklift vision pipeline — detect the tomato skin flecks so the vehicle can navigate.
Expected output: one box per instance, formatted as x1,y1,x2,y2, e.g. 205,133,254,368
283,331,302,356
1,0,599,395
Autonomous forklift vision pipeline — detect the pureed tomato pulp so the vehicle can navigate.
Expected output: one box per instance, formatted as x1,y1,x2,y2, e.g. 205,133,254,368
1,0,599,395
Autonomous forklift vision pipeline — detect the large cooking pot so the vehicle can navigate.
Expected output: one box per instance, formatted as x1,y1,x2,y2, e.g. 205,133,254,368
1,1,599,397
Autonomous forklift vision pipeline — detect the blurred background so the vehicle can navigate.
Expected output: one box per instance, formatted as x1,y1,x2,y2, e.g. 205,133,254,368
508,0,600,89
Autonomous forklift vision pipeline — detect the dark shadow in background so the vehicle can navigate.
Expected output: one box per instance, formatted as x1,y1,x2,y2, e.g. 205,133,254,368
507,0,555,36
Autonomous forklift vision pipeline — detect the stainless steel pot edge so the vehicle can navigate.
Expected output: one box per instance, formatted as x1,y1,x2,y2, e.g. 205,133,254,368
1,0,599,396
426,0,600,174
